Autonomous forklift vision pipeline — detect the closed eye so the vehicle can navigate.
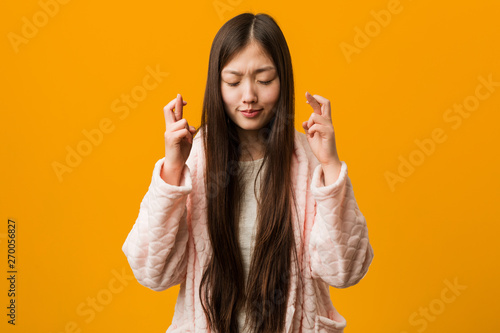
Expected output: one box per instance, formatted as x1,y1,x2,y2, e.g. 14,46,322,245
226,79,274,87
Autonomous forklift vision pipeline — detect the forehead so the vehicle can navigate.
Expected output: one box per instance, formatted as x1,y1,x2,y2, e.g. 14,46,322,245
221,42,275,75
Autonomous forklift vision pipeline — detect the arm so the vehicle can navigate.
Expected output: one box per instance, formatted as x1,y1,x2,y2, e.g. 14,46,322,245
122,157,193,291
308,161,374,288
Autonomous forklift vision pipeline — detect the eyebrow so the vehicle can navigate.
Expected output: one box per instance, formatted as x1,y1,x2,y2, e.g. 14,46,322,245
221,66,276,76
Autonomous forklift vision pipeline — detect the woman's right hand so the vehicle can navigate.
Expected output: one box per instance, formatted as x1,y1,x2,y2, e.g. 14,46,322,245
162,94,197,185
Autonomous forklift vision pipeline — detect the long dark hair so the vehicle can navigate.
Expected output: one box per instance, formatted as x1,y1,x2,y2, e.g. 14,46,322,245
197,12,302,333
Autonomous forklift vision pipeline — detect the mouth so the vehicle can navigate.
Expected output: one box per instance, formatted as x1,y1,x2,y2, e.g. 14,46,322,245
239,109,263,118
239,109,263,113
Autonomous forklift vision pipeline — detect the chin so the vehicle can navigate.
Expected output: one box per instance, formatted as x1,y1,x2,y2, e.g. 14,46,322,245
235,123,262,131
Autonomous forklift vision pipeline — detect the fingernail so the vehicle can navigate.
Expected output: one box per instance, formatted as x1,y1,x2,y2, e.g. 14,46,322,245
177,93,180,99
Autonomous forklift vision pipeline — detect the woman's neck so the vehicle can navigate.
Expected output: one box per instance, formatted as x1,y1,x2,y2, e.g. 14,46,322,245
237,128,265,161
239,146,265,161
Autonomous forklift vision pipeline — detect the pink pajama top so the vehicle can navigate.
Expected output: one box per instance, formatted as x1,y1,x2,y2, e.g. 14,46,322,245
122,128,374,332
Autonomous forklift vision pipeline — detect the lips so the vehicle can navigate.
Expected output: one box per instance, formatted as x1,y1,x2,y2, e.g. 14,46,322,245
239,109,263,118
239,109,262,113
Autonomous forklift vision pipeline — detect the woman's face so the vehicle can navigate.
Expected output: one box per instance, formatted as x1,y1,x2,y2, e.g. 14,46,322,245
220,41,280,134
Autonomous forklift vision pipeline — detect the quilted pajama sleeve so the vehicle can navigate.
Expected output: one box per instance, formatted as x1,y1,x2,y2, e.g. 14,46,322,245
308,161,374,288
122,156,193,292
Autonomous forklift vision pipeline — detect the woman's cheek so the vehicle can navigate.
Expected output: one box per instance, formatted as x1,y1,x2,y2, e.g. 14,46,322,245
265,90,280,106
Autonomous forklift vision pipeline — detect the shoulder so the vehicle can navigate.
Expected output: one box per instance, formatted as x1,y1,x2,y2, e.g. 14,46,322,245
293,129,320,166
184,126,204,174
293,129,307,155
191,126,204,154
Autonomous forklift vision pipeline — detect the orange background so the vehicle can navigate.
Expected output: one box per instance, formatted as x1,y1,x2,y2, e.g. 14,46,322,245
1,0,499,332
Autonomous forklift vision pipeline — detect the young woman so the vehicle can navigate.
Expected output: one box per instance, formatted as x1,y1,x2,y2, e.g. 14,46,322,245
122,12,374,333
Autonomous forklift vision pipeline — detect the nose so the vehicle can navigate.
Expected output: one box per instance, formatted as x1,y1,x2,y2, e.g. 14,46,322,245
242,80,257,105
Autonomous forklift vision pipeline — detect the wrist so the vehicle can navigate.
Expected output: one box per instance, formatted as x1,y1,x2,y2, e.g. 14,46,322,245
321,156,341,169
321,159,342,186
160,162,185,186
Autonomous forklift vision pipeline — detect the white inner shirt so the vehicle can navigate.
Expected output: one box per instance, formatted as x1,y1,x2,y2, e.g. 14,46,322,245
237,157,265,332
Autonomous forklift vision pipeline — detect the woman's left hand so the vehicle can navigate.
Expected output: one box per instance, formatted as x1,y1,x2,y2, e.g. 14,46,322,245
302,92,341,168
